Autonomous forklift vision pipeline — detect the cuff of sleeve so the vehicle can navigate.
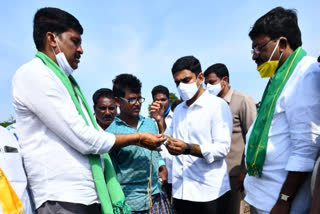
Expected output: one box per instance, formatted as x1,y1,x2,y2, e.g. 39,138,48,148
158,160,166,167
200,144,215,164
286,155,316,172
101,132,116,153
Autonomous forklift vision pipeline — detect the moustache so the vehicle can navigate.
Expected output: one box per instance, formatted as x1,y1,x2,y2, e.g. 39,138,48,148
74,53,81,60
103,115,114,120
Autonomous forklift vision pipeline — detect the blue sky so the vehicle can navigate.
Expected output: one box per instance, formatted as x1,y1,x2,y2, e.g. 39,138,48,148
0,0,319,121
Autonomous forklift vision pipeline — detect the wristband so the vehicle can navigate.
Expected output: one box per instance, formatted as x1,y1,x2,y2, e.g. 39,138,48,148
184,143,191,154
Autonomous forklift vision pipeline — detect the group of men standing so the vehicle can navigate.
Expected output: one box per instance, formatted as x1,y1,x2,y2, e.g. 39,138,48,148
1,5,319,214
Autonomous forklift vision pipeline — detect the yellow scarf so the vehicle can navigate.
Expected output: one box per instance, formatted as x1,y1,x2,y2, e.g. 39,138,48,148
0,168,24,214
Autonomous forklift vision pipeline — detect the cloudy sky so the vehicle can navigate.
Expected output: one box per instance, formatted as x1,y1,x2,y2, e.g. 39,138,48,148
0,0,319,121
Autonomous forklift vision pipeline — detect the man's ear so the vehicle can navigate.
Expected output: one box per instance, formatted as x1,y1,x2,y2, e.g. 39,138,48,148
279,37,289,53
46,32,57,48
222,76,229,85
197,72,204,83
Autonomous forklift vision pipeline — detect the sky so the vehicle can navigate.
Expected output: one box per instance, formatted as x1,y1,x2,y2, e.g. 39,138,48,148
0,0,319,121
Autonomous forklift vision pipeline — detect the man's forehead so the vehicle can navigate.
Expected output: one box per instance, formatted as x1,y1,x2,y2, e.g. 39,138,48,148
206,72,218,79
124,89,141,97
61,29,82,39
251,34,271,47
154,93,168,99
98,96,116,104
173,69,195,80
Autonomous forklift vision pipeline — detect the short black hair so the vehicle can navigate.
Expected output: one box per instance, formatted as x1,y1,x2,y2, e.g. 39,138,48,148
92,88,114,108
112,74,142,98
171,100,182,111
204,63,229,83
151,85,169,99
171,56,202,76
33,7,83,51
249,7,302,51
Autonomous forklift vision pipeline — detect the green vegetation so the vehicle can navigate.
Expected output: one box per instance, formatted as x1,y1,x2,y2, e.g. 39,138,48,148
0,116,16,127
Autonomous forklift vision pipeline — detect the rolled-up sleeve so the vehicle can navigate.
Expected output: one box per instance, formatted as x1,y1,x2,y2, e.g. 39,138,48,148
13,63,115,155
285,65,320,172
200,100,233,164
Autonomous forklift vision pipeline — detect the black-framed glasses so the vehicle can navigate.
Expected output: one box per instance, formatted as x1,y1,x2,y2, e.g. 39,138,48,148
120,97,145,104
251,40,273,55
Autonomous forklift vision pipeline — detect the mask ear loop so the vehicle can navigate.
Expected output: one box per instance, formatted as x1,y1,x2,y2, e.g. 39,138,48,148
278,52,284,61
268,39,280,61
221,76,228,90
195,74,202,90
51,34,62,55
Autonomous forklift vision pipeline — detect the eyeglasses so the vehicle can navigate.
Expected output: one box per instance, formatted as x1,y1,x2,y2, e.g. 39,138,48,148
120,97,145,104
251,40,273,55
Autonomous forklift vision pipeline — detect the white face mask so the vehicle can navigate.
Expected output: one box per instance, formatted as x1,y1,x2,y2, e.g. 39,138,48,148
206,83,222,96
177,79,200,101
51,36,74,76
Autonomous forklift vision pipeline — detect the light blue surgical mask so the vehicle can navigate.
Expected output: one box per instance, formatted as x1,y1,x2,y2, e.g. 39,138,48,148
51,36,74,76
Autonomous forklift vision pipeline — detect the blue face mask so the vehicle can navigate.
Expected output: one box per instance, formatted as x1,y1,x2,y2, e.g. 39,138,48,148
163,101,171,116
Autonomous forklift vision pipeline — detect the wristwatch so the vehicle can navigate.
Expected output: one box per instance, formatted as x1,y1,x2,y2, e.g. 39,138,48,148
184,143,191,154
279,193,292,202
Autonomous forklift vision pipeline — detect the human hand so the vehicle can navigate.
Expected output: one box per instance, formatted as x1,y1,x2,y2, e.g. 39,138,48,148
238,165,246,192
137,132,165,151
158,165,168,184
150,101,164,122
165,136,187,155
270,200,291,214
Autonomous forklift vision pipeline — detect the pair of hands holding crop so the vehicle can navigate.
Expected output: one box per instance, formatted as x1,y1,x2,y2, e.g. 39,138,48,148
138,125,187,155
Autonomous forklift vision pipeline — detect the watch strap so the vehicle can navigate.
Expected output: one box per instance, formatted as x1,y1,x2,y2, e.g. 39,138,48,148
184,143,191,154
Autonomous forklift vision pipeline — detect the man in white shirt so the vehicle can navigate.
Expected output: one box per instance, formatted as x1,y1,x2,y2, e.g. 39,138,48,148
204,63,257,214
151,85,174,197
151,56,233,214
12,7,165,214
244,7,320,214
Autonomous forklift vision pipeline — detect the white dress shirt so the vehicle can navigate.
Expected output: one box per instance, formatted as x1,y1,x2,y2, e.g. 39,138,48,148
244,56,320,213
12,57,116,208
160,110,174,183
166,90,233,202
0,126,35,214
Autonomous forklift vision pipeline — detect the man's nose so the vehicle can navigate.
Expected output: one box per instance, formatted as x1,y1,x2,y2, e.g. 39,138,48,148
134,101,142,106
252,51,259,60
77,45,83,54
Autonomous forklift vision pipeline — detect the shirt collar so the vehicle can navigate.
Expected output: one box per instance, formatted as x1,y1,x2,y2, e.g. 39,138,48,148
182,89,209,108
114,115,145,129
167,110,174,118
223,87,233,104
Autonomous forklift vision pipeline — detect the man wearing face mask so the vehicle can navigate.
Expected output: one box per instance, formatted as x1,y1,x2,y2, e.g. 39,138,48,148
151,56,233,214
243,7,320,214
12,7,165,214
204,63,256,214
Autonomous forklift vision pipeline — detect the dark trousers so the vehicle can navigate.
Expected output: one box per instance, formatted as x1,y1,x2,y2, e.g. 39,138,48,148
173,191,229,214
37,201,101,214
